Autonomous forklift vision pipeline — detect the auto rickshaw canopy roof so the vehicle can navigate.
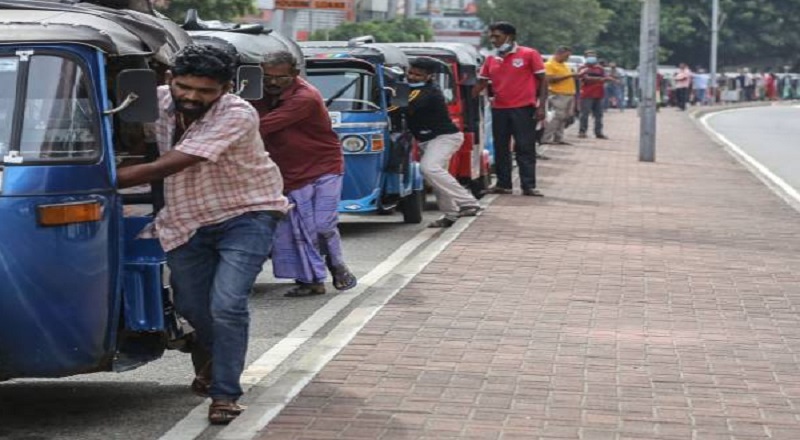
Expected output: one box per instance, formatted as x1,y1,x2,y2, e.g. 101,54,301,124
0,0,191,65
189,30,305,71
299,41,409,69
391,42,482,67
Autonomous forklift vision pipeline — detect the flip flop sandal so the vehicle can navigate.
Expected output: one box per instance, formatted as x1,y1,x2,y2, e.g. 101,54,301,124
284,283,326,297
208,400,246,425
427,217,456,228
331,267,357,291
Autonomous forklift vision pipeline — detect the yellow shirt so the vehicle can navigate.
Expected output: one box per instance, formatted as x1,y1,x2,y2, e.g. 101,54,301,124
545,59,576,95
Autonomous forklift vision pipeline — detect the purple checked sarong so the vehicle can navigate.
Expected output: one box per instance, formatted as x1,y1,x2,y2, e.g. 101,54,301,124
272,174,346,283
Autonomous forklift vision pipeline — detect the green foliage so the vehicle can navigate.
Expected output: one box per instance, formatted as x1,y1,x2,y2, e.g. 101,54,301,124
598,0,800,70
309,18,434,43
154,0,257,23
475,0,800,71
476,0,611,56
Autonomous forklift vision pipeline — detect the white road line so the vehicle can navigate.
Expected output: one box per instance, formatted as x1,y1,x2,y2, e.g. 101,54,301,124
699,108,800,211
158,200,493,440
215,204,489,440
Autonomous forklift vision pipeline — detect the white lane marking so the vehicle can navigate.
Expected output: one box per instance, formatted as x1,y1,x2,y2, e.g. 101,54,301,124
700,109,800,210
158,201,493,440
215,203,490,440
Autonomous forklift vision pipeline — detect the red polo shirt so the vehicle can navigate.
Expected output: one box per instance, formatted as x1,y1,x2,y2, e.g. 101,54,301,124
579,64,606,99
479,45,545,109
253,78,344,192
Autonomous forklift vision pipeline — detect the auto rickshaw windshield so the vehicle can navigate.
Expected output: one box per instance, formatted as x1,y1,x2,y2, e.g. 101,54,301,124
0,53,100,163
306,69,381,112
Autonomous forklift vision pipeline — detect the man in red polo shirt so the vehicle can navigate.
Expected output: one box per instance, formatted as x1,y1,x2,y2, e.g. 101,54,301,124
472,21,547,197
578,50,609,139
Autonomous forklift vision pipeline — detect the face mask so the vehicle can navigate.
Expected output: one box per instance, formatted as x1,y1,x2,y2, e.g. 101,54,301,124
586,57,598,64
408,82,427,88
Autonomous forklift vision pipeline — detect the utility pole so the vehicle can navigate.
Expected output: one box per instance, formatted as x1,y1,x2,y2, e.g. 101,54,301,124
709,0,720,105
638,0,659,162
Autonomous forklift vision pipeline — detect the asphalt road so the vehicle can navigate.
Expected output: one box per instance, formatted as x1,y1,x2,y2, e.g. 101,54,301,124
705,105,800,193
0,205,445,440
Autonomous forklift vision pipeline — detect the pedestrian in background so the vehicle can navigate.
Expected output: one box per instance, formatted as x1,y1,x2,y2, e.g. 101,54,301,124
577,50,608,139
253,51,357,298
765,67,778,101
543,46,577,145
692,67,709,105
674,62,692,111
117,45,290,424
473,21,547,197
403,57,482,228
605,62,625,111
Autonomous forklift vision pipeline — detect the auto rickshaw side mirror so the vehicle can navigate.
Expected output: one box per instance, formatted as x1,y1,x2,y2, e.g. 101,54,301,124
390,83,410,107
113,69,159,123
236,65,264,101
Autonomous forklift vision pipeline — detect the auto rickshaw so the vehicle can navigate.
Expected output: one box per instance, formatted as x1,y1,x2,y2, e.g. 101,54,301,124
299,40,423,223
391,42,492,198
0,0,228,380
183,9,305,77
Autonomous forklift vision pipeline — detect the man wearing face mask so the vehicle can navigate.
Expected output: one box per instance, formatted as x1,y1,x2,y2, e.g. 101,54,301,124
472,21,547,197
578,50,609,139
117,45,290,424
403,57,482,228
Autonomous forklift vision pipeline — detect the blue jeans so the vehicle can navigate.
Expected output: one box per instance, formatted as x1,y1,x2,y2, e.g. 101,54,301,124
167,211,278,400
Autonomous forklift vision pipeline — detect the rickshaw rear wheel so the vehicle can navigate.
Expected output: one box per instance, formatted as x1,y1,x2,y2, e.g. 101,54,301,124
401,189,424,224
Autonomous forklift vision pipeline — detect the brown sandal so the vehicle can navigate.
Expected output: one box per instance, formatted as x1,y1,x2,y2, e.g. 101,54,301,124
208,400,246,425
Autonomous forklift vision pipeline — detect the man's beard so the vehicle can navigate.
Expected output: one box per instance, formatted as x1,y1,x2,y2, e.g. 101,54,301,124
171,93,214,119
265,85,284,96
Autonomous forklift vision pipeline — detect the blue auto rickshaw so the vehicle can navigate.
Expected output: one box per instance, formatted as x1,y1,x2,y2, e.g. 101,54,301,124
0,0,198,380
299,40,424,223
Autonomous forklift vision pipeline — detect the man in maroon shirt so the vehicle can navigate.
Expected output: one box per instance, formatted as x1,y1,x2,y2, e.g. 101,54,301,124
578,50,609,139
252,51,356,297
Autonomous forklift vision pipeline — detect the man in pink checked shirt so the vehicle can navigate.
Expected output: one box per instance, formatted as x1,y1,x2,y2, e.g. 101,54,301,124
117,44,289,425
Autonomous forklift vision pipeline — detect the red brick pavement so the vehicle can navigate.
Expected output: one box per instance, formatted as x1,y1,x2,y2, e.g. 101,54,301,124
257,109,800,440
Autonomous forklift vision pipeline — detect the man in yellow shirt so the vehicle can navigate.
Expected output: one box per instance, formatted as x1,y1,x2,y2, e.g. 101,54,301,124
543,46,577,145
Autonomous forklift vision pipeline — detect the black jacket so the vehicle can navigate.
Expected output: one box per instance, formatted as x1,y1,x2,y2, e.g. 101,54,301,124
406,82,460,142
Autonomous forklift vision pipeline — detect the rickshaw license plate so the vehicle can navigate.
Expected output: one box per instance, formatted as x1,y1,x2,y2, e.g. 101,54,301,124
328,111,342,128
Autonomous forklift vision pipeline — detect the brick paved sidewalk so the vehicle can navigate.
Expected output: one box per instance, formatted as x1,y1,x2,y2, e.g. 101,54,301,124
258,109,800,440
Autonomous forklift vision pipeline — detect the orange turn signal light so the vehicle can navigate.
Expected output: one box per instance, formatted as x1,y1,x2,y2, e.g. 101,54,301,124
371,134,385,152
38,201,103,227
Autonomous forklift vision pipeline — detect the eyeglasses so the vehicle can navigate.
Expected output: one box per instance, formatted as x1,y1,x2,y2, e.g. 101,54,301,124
263,74,294,83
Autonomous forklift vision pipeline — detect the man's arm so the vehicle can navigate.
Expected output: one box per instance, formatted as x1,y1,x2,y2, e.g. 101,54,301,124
547,73,575,84
535,72,548,120
117,150,205,188
472,78,489,98
259,95,315,136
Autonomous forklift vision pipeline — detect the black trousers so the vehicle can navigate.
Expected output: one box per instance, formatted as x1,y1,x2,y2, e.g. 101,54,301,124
676,87,689,110
491,106,537,191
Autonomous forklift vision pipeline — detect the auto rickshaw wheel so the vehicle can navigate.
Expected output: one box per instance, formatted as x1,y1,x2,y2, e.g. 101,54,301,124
401,189,424,224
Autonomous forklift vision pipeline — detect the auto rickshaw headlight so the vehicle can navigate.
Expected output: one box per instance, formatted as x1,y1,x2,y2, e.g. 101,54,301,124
341,135,367,153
